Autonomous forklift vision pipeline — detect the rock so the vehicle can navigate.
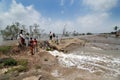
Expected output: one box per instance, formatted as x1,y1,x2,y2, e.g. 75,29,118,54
38,75,42,80
0,68,8,74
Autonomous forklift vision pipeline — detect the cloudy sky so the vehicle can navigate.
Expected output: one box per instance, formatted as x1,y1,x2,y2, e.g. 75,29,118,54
0,0,120,33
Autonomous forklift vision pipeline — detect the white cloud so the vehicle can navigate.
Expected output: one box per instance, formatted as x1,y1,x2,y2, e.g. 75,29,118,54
44,20,75,33
60,0,74,6
60,0,64,6
83,0,118,11
0,0,42,29
79,0,119,32
61,10,64,14
0,0,119,34
76,13,111,32
70,0,74,5
0,0,4,12
77,13,109,28
0,0,75,34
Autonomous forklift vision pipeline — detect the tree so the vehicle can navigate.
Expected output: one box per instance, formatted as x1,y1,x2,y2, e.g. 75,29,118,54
15,22,20,27
86,32,93,35
29,23,41,39
114,26,119,32
114,26,119,37
1,22,20,40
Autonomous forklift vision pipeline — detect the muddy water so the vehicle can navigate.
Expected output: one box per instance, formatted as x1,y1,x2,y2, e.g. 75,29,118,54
49,48,120,80
49,39,120,80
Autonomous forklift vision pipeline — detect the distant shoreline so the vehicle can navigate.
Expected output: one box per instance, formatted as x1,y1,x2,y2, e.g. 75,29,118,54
0,34,120,46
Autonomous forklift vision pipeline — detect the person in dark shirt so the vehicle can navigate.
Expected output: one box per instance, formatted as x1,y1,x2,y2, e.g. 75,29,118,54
53,33,56,42
33,38,37,53
29,38,34,55
49,32,52,40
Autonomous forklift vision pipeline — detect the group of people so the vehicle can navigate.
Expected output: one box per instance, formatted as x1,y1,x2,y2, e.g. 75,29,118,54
49,32,59,44
18,30,38,55
49,32,55,40
18,30,59,55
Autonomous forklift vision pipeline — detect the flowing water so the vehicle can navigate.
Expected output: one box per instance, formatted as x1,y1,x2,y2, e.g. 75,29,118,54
49,49,120,80
49,36,120,80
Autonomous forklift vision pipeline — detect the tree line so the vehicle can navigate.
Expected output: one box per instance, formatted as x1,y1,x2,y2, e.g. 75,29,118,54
0,22,41,40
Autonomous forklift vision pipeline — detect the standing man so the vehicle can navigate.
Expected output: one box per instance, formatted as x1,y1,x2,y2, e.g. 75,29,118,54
29,38,34,55
19,30,25,47
53,33,56,41
49,31,53,40
33,38,38,54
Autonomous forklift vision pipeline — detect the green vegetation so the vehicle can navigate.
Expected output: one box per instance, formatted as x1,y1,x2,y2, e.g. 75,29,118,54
35,64,41,69
113,26,119,37
17,59,28,67
1,22,20,40
7,59,29,73
82,33,85,35
7,65,28,73
0,46,12,54
46,47,52,51
114,26,119,32
0,58,17,68
15,66,28,72
86,32,93,35
0,22,43,40
0,58,28,73
0,63,4,68
3,58,17,67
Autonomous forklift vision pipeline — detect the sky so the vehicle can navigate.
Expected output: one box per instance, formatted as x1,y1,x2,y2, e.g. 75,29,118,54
0,0,120,33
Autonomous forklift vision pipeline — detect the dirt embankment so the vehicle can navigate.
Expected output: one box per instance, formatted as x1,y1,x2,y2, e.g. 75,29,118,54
48,38,86,52
0,50,59,80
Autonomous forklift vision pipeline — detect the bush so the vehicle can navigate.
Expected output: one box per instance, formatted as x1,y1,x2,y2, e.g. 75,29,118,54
0,46,12,54
6,65,28,73
0,58,29,73
0,63,4,68
46,47,51,51
0,58,17,68
3,58,17,66
17,59,28,67
86,32,93,35
16,66,28,72
82,33,85,35
16,59,28,72
35,65,41,69
5,59,29,73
